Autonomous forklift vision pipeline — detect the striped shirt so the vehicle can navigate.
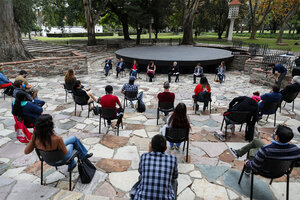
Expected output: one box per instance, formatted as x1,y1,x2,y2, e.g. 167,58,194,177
246,140,300,174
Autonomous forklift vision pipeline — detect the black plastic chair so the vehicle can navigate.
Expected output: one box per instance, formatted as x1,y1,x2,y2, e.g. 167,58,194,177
238,158,297,200
99,107,123,135
63,83,73,103
157,102,174,125
193,92,212,114
220,111,252,139
35,149,79,191
260,102,280,126
165,127,190,162
280,91,299,112
123,91,138,108
72,94,94,118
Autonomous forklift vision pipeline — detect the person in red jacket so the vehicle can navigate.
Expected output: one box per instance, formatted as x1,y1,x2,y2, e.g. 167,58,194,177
192,76,211,111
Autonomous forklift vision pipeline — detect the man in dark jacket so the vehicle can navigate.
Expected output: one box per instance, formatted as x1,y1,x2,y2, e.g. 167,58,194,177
269,63,287,88
259,85,282,116
168,61,179,83
280,76,300,101
193,63,204,84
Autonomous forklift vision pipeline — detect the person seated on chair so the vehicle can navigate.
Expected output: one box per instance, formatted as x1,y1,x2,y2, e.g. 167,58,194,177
64,69,82,90
168,61,179,83
193,63,204,84
217,61,226,83
24,114,93,172
72,80,96,110
161,103,190,150
116,58,125,78
121,76,138,108
251,91,261,103
12,91,43,126
157,81,175,119
280,76,300,102
268,63,287,89
130,59,138,77
224,95,259,141
13,80,45,107
15,70,39,99
147,61,156,82
0,67,12,89
104,57,112,77
258,85,282,116
192,76,211,111
97,85,124,127
130,134,178,200
229,124,300,175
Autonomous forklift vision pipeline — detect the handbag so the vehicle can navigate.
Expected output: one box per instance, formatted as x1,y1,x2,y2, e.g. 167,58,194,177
14,116,32,143
78,157,96,184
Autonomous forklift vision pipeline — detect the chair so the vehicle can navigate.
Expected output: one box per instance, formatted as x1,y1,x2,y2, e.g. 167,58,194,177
2,85,14,100
63,83,73,103
123,91,138,108
220,111,252,139
214,67,226,82
165,127,190,162
73,94,94,118
35,149,79,191
260,102,280,126
280,91,299,112
157,102,174,125
238,158,297,200
193,92,212,114
99,107,123,135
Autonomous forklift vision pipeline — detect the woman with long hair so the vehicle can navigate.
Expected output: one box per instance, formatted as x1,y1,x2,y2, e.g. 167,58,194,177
147,61,156,82
24,114,92,171
193,76,211,111
162,103,190,150
12,91,43,125
64,69,77,89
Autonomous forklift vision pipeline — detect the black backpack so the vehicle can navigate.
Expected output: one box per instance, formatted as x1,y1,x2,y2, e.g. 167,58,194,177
4,85,14,96
136,92,145,113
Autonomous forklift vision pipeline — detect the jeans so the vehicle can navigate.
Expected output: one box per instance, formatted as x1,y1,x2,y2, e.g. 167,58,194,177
33,99,45,107
169,142,182,148
236,138,265,159
105,67,110,76
131,70,137,77
64,136,88,169
276,71,287,89
218,74,224,82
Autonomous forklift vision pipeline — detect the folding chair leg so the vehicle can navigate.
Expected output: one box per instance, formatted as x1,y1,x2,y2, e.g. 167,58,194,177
41,160,43,185
220,118,225,131
65,91,67,102
209,101,211,113
117,126,119,136
4,93,5,100
88,107,90,118
239,124,243,132
287,174,289,200
156,109,159,125
292,101,294,112
266,115,269,121
183,141,186,151
69,171,72,191
274,112,276,127
269,178,273,185
99,116,101,134
186,141,189,163
250,173,254,200
238,165,245,184
75,104,77,116
123,99,125,108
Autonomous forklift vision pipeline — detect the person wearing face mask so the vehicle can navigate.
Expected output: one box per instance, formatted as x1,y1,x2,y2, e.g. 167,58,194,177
15,70,39,99
229,125,300,175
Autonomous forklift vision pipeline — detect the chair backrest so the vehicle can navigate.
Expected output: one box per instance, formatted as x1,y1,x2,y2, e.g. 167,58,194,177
262,102,279,113
283,91,299,103
159,102,174,111
73,94,88,105
165,127,189,143
228,111,252,124
64,83,73,91
125,91,138,99
102,107,117,119
35,149,66,165
259,158,295,178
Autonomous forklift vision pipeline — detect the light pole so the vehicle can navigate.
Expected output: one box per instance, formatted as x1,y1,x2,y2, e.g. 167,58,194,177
227,0,241,42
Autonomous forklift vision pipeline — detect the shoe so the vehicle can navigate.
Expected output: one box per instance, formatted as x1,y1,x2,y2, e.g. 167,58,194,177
68,163,76,172
170,146,175,150
229,148,239,158
85,88,91,91
231,125,235,134
214,131,226,142
85,153,93,159
175,146,180,150
244,167,251,176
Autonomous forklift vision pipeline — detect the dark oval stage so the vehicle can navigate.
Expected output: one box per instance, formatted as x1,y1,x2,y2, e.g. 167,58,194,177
115,46,234,74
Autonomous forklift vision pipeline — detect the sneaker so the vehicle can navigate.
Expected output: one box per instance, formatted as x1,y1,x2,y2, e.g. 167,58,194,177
175,146,180,150
85,153,93,159
229,148,239,158
170,146,175,150
214,131,226,142
244,167,251,176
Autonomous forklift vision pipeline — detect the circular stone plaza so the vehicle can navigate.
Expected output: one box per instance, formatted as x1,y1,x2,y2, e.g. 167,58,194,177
0,40,299,200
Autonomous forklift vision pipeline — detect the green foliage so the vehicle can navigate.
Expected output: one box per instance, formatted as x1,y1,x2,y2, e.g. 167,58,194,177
46,32,113,37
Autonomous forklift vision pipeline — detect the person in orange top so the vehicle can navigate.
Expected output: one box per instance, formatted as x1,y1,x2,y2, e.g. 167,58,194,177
192,76,211,111
24,114,92,171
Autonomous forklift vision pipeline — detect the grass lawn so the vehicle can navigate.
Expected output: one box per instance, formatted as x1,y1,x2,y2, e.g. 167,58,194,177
31,32,300,52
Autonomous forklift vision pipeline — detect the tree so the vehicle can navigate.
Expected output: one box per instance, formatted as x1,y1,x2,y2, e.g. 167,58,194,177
210,0,229,39
0,0,32,62
248,0,273,39
181,0,204,44
272,0,300,43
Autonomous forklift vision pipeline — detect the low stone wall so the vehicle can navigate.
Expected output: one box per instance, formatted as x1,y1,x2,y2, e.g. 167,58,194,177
228,54,250,71
244,57,268,74
30,51,73,58
0,51,87,78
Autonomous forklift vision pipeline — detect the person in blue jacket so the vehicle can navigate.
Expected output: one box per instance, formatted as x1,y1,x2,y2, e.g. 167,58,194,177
12,90,43,126
269,63,287,88
258,85,282,116
0,67,12,89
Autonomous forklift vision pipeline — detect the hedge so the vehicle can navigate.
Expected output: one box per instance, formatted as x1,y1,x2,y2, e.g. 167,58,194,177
47,32,114,37
233,33,300,40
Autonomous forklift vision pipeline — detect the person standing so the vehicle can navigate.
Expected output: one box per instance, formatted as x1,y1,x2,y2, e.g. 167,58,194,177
193,63,204,84
269,63,287,88
168,61,179,83
130,134,178,200
147,61,156,82
217,61,226,83
104,57,112,77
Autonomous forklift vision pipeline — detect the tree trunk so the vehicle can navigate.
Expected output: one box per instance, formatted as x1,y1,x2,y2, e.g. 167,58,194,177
136,25,142,45
120,16,131,40
182,14,194,45
250,23,258,39
83,0,96,46
276,22,285,44
0,0,32,62
218,32,222,39
155,28,158,39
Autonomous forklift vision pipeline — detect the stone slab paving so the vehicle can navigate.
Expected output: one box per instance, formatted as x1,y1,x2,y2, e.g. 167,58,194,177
0,50,300,199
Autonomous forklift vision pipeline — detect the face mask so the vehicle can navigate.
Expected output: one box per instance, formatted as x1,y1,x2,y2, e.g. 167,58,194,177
1,70,4,73
24,75,27,78
22,84,26,89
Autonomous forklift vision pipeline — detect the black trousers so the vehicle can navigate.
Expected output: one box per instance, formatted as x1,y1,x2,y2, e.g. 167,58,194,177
168,73,179,82
193,74,203,83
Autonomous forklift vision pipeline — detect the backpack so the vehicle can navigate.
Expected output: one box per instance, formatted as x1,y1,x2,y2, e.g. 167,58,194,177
136,92,145,113
4,85,14,96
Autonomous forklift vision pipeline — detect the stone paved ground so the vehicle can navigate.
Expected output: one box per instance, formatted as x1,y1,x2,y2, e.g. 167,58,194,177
1,50,300,200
